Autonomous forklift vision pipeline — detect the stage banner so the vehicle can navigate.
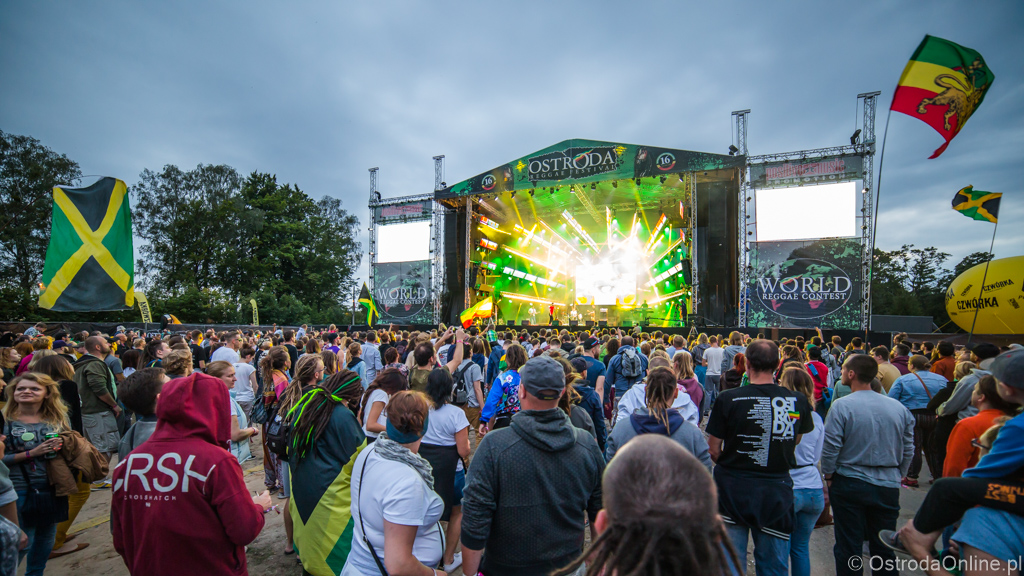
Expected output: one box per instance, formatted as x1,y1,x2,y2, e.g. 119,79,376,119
436,138,744,198
250,298,259,326
749,154,864,189
135,292,153,324
373,199,432,224
748,239,863,330
372,260,433,324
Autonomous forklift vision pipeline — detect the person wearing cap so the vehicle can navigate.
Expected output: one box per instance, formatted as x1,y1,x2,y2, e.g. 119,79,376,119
886,348,1024,572
461,355,605,576
580,337,606,402
937,343,1002,421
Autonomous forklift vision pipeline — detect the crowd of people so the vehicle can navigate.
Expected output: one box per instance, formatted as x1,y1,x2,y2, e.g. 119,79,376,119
0,320,1021,576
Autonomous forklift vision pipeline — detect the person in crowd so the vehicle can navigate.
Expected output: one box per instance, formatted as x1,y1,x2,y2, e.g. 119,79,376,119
282,330,300,375
672,350,704,413
870,345,901,393
420,368,472,573
774,345,803,381
930,341,956,382
721,351,745,391
258,346,291,496
942,374,1018,478
579,337,606,402
382,347,407,376
551,357,597,441
72,336,119,491
110,372,272,576
449,340,483,440
821,354,915,576
556,434,741,576
719,331,746,376
27,356,86,559
206,361,258,464
471,339,487,375
484,333,510,389
187,330,207,372
320,349,340,378
210,332,241,364
138,339,168,369
119,349,141,379
888,355,947,486
569,357,607,452
0,348,19,384
886,348,1024,575
778,367,826,576
938,343,1001,421
116,368,167,461
889,343,911,375
232,347,258,417
162,348,193,380
102,343,125,387
615,357,699,427
478,343,529,434
928,360,976,480
361,331,385,383
706,339,813,576
359,367,411,444
343,391,447,576
702,335,725,403
461,356,605,576
15,339,49,376
605,336,649,413
286,368,366,576
346,342,367,386
605,365,710,468
2,373,69,575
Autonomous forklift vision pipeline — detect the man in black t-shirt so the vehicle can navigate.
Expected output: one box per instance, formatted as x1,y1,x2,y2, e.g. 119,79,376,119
188,330,208,371
706,339,813,576
282,329,299,377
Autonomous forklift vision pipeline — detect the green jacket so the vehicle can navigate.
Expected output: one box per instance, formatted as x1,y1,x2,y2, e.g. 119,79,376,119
74,355,116,415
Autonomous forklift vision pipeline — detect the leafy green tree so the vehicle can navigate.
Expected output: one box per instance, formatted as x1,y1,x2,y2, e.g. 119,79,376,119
0,130,82,317
951,251,992,279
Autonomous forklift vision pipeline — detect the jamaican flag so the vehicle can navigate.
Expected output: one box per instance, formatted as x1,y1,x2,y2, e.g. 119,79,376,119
358,282,379,324
892,35,995,158
288,400,366,576
953,186,1001,223
38,177,134,311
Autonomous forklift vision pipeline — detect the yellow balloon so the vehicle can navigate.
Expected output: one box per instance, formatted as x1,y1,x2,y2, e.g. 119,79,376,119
945,255,1024,334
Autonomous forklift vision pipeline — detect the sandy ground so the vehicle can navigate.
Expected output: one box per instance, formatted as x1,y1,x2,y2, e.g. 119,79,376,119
45,438,931,576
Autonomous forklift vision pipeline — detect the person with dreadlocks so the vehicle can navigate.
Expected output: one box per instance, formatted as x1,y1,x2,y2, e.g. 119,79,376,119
554,434,743,576
552,356,597,441
286,368,366,576
276,354,324,558
259,346,291,495
605,366,711,468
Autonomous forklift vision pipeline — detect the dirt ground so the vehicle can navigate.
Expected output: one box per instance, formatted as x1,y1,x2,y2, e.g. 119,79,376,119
47,437,930,576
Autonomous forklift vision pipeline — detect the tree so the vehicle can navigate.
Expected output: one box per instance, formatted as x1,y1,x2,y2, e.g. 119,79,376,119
951,251,992,279
0,130,82,316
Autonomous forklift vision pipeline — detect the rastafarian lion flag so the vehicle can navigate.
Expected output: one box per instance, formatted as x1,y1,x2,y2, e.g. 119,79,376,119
892,35,995,158
38,177,135,311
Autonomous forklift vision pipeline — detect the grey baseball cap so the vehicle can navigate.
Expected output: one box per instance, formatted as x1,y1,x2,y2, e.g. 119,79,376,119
518,356,565,401
989,349,1024,390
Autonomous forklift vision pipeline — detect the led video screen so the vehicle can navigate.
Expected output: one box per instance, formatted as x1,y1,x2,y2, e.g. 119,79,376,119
377,221,431,263
755,181,857,242
576,259,637,305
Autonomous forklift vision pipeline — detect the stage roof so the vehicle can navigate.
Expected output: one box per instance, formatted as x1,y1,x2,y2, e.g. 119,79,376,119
435,138,745,204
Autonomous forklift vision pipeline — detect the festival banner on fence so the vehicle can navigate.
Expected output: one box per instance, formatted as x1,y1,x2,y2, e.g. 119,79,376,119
435,138,745,198
373,199,433,225
747,239,863,330
372,260,433,324
135,292,153,324
249,298,259,326
749,154,864,189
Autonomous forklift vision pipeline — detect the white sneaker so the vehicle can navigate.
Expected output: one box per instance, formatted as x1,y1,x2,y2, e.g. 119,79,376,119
443,552,462,572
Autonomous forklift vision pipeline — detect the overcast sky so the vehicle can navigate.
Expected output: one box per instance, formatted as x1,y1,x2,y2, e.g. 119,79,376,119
3,1,1022,288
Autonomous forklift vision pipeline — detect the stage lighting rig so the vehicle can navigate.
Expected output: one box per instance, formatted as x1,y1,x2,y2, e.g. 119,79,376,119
850,129,861,145
528,189,535,197
591,183,596,190
510,191,516,199
728,145,740,155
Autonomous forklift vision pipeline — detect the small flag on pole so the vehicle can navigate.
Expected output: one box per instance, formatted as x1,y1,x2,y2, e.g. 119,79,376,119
891,35,995,158
358,283,379,325
952,186,1001,223
460,297,494,328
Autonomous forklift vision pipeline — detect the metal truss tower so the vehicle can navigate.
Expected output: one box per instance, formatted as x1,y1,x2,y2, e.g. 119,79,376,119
433,155,445,191
368,167,379,294
857,91,880,331
732,110,751,327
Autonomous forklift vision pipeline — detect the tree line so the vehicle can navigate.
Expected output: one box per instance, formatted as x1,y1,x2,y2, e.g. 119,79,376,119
1,129,363,324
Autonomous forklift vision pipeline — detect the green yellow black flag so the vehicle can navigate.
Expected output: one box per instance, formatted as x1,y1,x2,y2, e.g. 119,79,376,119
952,185,1001,223
358,282,379,324
38,177,135,311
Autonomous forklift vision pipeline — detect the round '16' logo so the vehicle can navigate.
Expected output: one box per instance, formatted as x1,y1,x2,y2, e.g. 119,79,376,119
656,153,676,171
481,174,496,191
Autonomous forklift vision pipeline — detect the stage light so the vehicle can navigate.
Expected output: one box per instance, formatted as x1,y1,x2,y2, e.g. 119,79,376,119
510,191,516,199
649,288,688,305
591,183,596,190
528,189,534,197
643,214,668,254
479,238,498,251
850,129,861,145
503,246,565,275
728,145,739,155
504,291,566,306
561,210,600,252
634,178,641,186
660,176,666,184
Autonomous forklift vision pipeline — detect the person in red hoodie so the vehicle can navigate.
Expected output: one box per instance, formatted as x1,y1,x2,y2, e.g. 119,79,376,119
110,372,272,576
805,346,830,417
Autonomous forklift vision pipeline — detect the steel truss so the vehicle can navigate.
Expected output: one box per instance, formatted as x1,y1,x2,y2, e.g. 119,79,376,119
732,110,750,327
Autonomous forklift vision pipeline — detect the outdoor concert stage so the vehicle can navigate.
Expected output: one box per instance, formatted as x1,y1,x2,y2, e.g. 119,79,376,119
431,139,745,328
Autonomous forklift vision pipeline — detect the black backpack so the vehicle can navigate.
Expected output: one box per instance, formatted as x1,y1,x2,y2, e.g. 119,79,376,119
264,405,291,461
452,363,472,406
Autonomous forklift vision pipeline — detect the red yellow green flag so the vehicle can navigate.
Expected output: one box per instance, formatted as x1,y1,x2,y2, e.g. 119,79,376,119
891,35,994,158
460,297,493,328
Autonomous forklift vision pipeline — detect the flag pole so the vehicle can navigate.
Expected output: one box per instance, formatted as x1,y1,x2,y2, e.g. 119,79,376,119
868,108,894,331
966,220,998,346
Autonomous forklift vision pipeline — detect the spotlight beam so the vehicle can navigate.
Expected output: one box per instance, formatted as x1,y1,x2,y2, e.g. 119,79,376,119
503,246,565,276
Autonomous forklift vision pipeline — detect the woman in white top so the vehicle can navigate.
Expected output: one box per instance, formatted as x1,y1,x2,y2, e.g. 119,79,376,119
343,391,446,576
358,367,410,443
206,361,258,464
780,367,826,576
420,368,471,573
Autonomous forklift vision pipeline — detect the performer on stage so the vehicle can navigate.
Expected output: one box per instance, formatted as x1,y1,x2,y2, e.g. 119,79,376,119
548,302,555,324
640,300,650,324
528,305,537,325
